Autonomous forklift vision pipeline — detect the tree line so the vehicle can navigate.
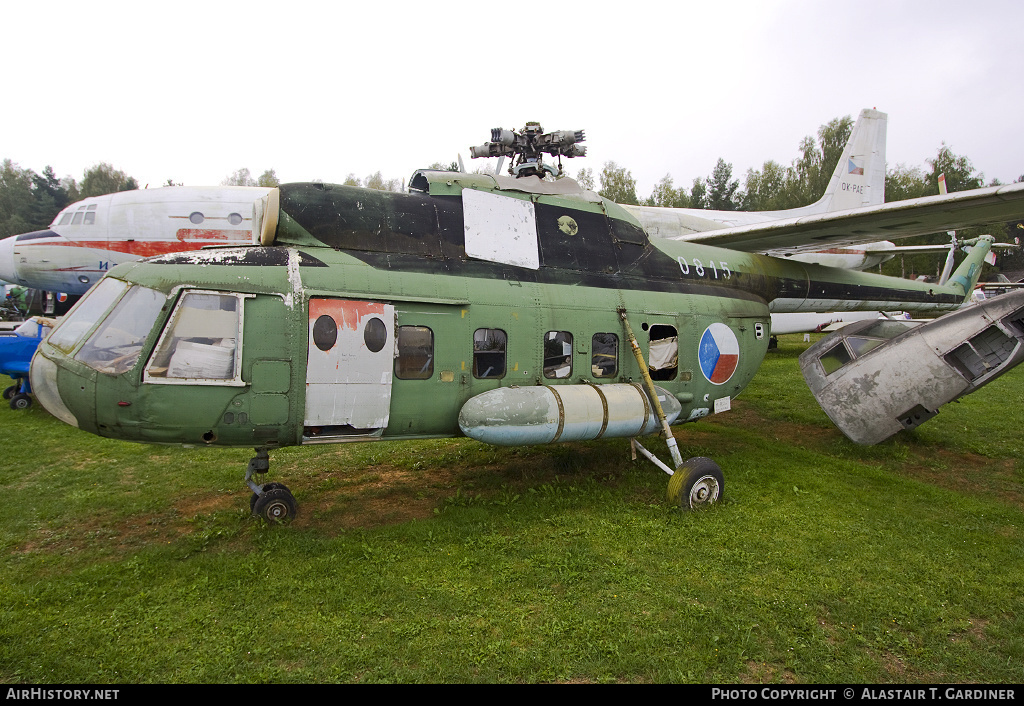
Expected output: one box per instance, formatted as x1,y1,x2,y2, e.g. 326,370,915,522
587,115,1021,211
0,161,139,239
582,115,1023,278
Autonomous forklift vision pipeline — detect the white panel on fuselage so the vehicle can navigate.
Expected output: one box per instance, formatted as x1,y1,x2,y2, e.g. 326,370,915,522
462,188,540,270
304,299,395,429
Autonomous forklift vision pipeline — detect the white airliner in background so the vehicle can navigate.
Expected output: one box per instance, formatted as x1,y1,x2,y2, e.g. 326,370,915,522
0,186,272,295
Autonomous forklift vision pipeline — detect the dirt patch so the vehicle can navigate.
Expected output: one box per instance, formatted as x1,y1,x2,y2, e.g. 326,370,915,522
18,398,1021,553
895,453,1023,510
292,463,468,531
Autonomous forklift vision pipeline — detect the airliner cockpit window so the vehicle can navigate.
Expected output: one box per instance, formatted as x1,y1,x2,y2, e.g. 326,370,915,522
74,285,166,374
145,292,243,384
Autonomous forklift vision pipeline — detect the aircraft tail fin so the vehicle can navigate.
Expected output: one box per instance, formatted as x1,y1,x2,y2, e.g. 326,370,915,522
809,108,887,213
946,235,994,299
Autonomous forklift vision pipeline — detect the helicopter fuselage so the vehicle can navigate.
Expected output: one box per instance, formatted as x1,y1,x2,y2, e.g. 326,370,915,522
30,177,977,451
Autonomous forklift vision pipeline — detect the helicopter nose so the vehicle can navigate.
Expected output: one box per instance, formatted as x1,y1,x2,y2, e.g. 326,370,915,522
29,350,80,428
0,234,19,284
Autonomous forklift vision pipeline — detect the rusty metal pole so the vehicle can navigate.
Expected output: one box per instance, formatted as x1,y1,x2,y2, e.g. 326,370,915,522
618,308,684,469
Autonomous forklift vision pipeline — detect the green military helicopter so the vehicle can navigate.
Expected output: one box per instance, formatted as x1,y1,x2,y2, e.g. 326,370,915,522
29,123,1024,522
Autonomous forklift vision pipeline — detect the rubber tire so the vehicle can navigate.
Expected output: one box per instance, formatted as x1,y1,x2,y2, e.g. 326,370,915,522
3,385,16,400
253,487,297,523
249,482,290,513
667,457,723,510
9,394,31,411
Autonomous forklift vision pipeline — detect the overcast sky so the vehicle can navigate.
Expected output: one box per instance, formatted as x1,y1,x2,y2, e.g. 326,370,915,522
4,0,1021,199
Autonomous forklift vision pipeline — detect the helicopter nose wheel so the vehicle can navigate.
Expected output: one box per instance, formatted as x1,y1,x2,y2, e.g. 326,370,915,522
244,448,298,523
253,486,298,523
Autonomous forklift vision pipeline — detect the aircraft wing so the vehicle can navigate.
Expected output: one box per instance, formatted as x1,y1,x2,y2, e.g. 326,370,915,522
664,181,1024,255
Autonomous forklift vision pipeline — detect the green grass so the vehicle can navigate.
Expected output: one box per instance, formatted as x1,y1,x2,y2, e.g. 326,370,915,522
1,334,1022,683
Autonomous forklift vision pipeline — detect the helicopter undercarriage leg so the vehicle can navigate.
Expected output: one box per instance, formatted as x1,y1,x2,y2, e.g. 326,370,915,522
619,307,724,510
245,447,298,522
629,438,724,510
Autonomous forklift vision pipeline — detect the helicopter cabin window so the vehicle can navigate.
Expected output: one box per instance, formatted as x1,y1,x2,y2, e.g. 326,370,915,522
592,333,618,378
473,328,506,379
145,291,245,385
648,325,678,381
543,331,573,379
395,326,434,380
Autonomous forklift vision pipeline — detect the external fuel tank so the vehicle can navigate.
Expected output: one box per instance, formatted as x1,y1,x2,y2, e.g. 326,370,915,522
458,383,682,446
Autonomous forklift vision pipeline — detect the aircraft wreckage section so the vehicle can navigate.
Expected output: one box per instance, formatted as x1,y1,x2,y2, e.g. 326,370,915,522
800,289,1024,444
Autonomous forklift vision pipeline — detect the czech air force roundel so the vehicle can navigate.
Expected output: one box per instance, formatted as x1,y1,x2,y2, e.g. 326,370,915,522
698,323,739,384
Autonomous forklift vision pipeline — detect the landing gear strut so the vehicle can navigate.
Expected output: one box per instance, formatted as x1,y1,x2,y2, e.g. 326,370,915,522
245,447,298,523
620,307,724,510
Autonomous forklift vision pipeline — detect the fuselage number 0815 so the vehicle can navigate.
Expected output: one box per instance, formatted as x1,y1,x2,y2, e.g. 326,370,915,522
678,256,731,279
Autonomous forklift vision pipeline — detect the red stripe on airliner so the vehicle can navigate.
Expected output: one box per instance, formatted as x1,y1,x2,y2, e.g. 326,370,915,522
18,235,252,258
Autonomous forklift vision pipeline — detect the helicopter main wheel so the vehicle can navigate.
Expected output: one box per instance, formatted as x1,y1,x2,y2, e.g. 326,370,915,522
253,487,297,523
9,393,32,411
667,457,723,510
250,482,291,513
3,385,17,400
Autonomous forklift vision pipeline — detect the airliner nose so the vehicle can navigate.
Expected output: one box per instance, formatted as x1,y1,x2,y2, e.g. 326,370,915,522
0,234,18,284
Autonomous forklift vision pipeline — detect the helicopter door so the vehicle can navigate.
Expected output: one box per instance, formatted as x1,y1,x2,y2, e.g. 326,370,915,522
304,299,395,433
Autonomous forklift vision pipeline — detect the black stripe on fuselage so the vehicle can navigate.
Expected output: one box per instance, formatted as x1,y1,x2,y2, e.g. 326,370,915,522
140,183,960,309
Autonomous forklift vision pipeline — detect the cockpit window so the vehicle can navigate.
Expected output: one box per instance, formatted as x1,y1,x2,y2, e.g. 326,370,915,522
74,286,166,374
145,291,244,384
819,342,853,375
47,278,129,353
817,320,923,376
854,320,920,340
846,336,886,357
